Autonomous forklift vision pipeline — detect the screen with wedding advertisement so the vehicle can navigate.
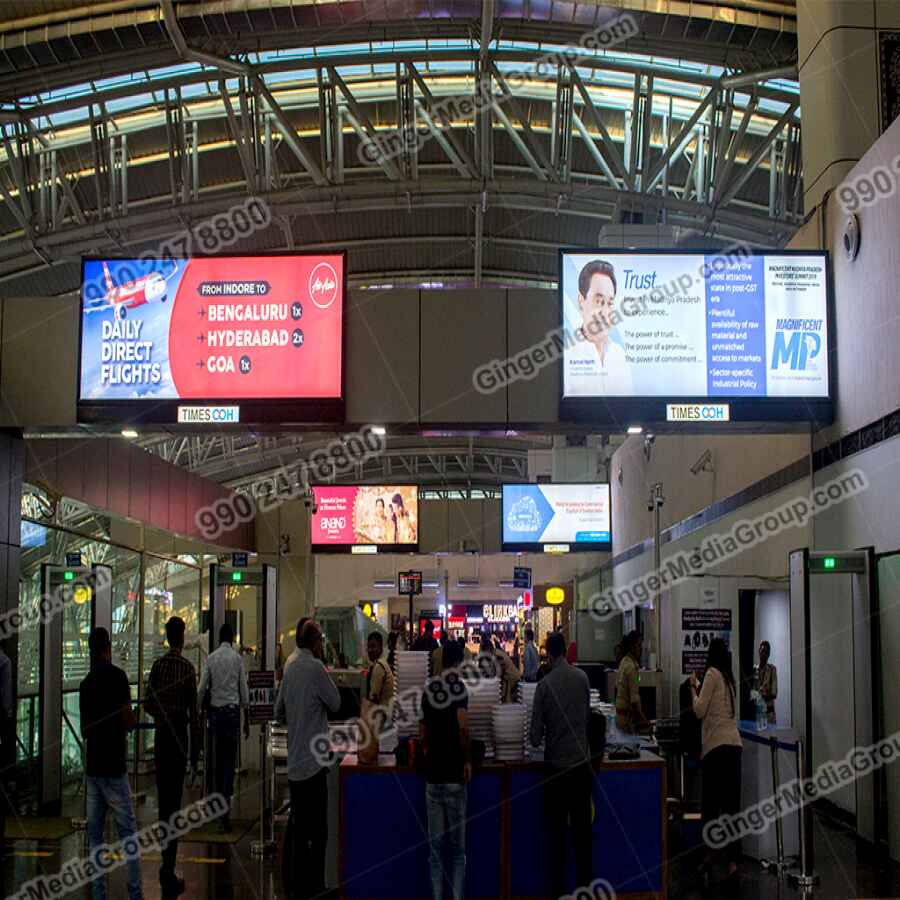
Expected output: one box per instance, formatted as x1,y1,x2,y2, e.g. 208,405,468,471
311,485,419,552
501,484,611,551
78,253,345,422
559,249,832,424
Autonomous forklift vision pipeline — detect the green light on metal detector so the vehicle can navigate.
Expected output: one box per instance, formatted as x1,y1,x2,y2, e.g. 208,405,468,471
63,571,75,581
231,571,243,583
823,557,836,570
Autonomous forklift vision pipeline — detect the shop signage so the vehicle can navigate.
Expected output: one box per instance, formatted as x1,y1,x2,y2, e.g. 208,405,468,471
248,670,275,725
666,403,730,423
177,405,240,424
232,551,249,567
546,586,565,606
483,603,517,623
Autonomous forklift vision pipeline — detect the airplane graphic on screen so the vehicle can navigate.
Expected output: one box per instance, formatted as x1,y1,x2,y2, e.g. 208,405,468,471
85,260,177,320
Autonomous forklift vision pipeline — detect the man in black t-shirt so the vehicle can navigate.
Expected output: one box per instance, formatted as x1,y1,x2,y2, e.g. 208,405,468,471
420,640,470,900
79,627,143,900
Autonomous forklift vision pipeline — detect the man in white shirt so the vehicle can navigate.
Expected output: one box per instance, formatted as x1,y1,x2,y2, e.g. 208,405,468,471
199,622,249,830
565,259,634,397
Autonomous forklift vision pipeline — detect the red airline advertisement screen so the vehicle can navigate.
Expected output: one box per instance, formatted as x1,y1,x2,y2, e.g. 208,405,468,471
311,486,419,550
79,254,344,402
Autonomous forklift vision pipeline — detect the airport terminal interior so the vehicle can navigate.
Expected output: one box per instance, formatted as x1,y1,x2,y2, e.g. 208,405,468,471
1,0,900,898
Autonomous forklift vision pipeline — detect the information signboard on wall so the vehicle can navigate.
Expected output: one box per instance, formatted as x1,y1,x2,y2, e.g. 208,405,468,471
681,608,733,676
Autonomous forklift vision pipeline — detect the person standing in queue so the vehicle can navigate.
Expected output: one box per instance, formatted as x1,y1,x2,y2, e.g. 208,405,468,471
757,641,778,725
523,628,539,683
387,630,399,675
690,638,742,883
199,622,249,832
275,620,341,900
431,631,447,677
529,631,592,899
615,630,649,735
420,638,471,900
282,617,309,680
144,616,201,896
79,627,143,900
363,632,395,745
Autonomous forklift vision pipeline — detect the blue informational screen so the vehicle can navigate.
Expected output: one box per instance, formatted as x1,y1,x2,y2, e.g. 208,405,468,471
561,251,829,399
502,484,611,550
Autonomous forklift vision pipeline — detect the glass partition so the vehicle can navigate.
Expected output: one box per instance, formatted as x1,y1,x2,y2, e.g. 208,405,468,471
16,512,202,804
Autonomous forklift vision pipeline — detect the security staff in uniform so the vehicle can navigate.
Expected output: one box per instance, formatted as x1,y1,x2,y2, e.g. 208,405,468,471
615,630,649,735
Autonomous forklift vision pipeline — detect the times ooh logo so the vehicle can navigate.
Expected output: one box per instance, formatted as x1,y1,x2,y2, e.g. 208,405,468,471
770,318,823,372
309,262,338,309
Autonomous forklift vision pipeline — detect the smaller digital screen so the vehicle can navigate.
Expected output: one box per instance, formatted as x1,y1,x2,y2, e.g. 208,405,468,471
502,484,611,551
399,571,423,595
311,486,419,551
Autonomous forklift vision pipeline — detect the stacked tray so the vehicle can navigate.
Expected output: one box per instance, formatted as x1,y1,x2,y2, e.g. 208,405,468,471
492,704,527,762
467,677,501,757
393,651,430,738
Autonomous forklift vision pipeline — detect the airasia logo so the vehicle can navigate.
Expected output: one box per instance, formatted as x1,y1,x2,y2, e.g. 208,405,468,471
309,262,339,309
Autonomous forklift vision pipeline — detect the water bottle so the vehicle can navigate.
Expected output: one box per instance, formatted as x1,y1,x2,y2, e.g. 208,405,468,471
756,695,767,731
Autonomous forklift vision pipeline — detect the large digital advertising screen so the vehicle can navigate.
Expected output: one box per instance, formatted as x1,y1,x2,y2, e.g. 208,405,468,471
502,484,611,552
560,249,831,423
78,253,344,420
311,485,419,552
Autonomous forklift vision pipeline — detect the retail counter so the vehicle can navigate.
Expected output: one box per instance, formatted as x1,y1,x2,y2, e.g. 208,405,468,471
339,751,666,900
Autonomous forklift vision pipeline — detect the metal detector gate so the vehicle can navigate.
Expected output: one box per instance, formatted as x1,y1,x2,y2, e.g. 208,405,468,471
206,563,277,855
39,563,112,815
788,548,881,884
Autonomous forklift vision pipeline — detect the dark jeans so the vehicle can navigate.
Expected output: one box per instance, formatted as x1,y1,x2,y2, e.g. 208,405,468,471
701,745,743,864
155,728,187,879
86,775,143,900
287,769,328,900
544,762,593,900
425,781,467,900
208,706,240,810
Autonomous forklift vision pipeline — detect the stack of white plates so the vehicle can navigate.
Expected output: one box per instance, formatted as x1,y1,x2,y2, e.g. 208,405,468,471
467,677,501,756
492,704,526,761
393,651,430,738
517,681,544,761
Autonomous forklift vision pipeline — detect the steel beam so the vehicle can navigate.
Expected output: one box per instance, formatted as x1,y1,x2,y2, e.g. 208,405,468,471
407,63,480,180
254,75,328,186
718,101,798,207
490,62,556,182
567,64,633,191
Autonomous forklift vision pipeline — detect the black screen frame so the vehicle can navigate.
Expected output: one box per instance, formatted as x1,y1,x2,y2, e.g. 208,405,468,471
310,483,420,554
500,482,612,553
76,250,347,426
557,247,835,427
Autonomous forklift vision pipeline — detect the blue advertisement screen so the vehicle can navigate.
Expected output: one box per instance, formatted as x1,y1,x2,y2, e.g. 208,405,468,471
502,484,611,547
561,251,829,399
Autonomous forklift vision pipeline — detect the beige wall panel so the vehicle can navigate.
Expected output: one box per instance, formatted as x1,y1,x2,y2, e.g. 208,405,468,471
0,297,78,426
506,289,559,423
420,289,507,423
345,289,419,425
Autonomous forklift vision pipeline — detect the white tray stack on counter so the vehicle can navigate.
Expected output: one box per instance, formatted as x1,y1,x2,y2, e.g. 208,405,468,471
517,681,544,762
393,651,430,738
467,677,501,757
492,703,527,762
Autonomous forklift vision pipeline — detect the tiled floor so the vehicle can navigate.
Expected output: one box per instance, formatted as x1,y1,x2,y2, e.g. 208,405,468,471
2,776,899,899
